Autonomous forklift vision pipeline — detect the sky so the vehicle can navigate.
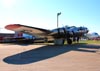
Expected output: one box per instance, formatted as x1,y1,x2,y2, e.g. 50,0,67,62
0,0,100,34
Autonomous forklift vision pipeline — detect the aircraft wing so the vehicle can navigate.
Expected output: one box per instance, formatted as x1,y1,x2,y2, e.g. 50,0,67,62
5,24,51,38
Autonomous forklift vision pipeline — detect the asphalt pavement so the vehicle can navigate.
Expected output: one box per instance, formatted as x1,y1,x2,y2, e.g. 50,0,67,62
0,43,100,71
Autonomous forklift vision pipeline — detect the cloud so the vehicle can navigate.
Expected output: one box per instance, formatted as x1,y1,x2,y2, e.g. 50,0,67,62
0,0,16,8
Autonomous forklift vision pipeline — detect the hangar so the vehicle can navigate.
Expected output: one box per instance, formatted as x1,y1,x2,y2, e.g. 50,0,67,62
0,33,14,43
0,32,34,43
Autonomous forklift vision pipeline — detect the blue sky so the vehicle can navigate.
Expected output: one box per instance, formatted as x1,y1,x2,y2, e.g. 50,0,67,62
0,0,100,34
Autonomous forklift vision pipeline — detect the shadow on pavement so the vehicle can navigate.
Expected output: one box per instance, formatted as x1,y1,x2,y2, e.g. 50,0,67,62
3,43,100,65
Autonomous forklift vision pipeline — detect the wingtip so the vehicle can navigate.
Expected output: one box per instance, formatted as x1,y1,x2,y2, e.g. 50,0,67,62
5,24,21,30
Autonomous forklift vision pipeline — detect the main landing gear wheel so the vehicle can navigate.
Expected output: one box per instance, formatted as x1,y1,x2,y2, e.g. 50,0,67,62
67,39,72,45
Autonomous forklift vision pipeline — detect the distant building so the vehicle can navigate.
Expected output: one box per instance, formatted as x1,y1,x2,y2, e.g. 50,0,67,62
0,33,14,42
0,32,35,43
0,28,35,43
0,33,14,37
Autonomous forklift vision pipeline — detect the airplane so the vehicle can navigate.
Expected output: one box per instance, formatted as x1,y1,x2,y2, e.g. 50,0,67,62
86,32,100,40
5,24,89,45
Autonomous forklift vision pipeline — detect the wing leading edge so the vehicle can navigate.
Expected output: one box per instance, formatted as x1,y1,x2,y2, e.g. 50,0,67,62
5,24,51,38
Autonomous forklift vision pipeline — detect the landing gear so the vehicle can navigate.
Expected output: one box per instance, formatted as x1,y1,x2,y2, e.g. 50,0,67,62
67,38,72,45
76,37,80,43
72,37,80,43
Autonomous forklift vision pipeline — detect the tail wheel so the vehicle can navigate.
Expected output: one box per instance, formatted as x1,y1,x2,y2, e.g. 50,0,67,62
67,39,72,45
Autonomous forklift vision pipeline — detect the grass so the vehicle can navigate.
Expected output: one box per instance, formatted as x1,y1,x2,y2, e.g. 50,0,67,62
64,40,100,45
79,40,100,45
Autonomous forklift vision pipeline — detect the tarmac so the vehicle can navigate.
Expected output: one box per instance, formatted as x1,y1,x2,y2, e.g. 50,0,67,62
0,43,100,71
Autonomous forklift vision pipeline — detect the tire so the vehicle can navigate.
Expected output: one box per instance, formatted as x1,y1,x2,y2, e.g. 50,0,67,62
67,39,72,45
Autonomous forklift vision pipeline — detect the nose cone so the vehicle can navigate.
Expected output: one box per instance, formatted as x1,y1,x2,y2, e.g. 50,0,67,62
78,27,89,34
83,28,89,33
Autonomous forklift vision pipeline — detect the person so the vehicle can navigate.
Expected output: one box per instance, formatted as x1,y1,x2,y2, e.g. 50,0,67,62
77,37,80,43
